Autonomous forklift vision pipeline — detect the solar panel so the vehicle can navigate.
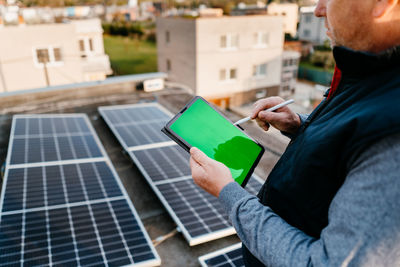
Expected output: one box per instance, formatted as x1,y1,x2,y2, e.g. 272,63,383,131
99,103,174,150
8,116,103,166
0,114,161,266
100,105,170,125
99,103,265,246
198,243,244,267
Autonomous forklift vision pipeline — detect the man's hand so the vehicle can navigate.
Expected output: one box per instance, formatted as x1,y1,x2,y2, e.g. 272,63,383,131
251,96,301,134
190,147,234,197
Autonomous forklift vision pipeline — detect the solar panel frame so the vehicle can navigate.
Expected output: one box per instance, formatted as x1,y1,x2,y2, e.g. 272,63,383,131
0,114,161,267
198,243,244,267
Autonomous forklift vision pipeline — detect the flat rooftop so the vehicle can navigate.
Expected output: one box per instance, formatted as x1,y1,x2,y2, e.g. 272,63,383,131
0,85,288,266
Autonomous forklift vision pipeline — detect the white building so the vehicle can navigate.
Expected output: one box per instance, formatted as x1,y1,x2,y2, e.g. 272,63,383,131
281,51,301,97
298,6,328,45
0,18,111,93
156,15,284,108
267,3,299,37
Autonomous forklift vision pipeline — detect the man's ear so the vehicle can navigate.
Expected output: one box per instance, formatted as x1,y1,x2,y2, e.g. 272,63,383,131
372,0,398,18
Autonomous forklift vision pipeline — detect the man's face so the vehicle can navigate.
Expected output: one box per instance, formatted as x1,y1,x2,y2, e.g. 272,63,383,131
315,0,375,50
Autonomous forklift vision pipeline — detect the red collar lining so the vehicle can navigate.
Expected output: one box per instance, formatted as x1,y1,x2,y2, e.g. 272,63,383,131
327,66,342,99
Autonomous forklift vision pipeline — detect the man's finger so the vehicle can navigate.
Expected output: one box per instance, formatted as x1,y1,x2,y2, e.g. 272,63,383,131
190,147,210,166
256,118,270,131
251,97,284,119
190,156,206,186
258,110,285,124
189,156,199,170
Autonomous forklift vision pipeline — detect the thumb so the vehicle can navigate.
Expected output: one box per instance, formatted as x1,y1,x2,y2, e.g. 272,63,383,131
190,147,210,166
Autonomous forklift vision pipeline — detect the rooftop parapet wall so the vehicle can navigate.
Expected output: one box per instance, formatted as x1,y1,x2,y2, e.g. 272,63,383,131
0,73,167,114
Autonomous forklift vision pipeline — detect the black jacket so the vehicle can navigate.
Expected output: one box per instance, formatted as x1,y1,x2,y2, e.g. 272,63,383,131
243,45,400,266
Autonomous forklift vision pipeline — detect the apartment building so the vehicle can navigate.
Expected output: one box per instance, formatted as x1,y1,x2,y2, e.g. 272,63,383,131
281,51,301,97
0,18,111,93
298,6,328,45
156,15,284,108
267,3,299,37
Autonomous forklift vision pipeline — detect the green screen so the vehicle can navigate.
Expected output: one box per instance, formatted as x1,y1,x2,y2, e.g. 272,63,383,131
170,98,262,185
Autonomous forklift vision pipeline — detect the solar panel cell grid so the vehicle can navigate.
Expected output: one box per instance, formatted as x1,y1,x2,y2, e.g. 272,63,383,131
0,199,157,267
157,179,230,238
9,116,104,165
13,117,91,136
99,104,173,150
10,135,104,165
115,121,170,147
199,244,244,267
103,106,170,125
131,145,191,182
2,162,123,213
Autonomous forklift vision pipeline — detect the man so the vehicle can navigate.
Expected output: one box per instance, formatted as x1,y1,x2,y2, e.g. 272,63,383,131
190,0,400,266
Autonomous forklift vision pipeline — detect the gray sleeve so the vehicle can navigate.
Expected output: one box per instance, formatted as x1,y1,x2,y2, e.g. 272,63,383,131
219,133,400,266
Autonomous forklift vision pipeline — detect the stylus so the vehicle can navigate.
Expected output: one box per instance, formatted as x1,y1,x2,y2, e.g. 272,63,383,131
233,99,295,125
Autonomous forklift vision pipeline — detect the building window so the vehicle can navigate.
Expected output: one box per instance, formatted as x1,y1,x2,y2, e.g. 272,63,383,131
220,34,239,49
303,29,311,37
220,68,237,81
89,39,94,51
53,48,62,62
284,58,299,67
305,14,312,23
34,46,63,67
79,37,95,58
79,40,85,53
254,32,269,47
167,59,171,71
283,59,289,67
230,68,237,79
253,63,267,77
166,31,170,43
36,49,50,64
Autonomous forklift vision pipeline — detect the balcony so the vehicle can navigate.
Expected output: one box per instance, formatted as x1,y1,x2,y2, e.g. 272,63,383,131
81,54,112,75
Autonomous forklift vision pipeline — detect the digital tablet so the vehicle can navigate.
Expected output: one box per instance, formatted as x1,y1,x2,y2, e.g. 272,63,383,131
162,96,264,187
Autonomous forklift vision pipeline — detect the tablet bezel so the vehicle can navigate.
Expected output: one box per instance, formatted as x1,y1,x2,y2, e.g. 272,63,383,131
162,96,264,187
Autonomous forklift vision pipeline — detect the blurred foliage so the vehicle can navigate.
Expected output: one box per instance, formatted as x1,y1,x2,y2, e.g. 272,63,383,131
314,40,333,52
310,51,335,70
146,31,156,42
103,22,144,38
